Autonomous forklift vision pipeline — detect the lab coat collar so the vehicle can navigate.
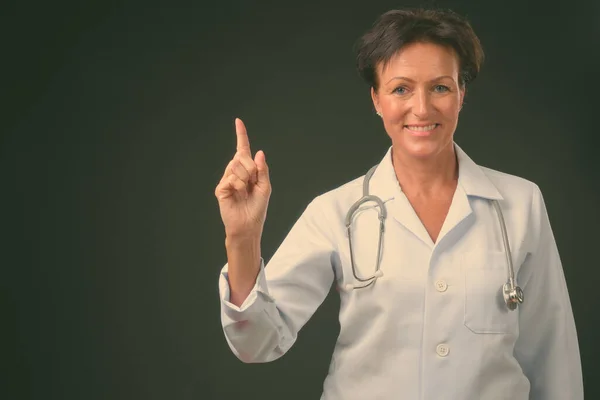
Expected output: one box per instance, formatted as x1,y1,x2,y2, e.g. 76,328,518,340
366,141,503,247
368,141,504,201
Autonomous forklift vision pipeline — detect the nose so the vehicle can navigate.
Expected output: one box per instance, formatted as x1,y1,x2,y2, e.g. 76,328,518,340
411,89,432,119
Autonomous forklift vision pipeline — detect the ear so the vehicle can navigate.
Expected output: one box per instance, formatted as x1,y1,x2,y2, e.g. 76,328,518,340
459,86,466,110
371,86,380,114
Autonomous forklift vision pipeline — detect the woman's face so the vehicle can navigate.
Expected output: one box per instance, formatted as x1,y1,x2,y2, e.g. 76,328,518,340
371,41,465,160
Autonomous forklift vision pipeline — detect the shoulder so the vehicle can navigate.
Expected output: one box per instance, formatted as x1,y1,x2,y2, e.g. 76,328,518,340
479,165,541,203
297,173,368,229
477,165,550,249
310,174,365,209
472,165,551,257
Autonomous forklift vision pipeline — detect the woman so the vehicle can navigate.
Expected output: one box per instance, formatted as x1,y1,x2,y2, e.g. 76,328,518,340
214,8,583,400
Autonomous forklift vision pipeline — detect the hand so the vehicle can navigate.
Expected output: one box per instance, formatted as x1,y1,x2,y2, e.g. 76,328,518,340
215,118,271,239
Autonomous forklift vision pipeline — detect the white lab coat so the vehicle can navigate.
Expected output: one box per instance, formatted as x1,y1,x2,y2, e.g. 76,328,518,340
218,142,583,400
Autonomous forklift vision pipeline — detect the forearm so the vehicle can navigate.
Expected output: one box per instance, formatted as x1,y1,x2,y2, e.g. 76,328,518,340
225,235,262,307
219,259,293,364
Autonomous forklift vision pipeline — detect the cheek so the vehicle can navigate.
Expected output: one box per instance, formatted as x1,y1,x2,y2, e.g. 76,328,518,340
443,105,460,118
381,101,409,120
439,98,462,118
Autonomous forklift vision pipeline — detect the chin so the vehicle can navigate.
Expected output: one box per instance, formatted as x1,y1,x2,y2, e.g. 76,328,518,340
395,138,446,159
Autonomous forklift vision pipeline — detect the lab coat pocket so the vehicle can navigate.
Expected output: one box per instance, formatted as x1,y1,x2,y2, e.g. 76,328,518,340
463,251,518,334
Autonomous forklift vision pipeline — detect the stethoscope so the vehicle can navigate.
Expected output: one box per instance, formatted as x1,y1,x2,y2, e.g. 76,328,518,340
344,164,524,311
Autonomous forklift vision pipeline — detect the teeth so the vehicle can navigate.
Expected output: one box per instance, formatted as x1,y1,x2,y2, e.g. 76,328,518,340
407,124,437,131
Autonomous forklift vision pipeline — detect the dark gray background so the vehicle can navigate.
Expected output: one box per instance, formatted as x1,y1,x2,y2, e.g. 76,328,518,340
2,0,599,399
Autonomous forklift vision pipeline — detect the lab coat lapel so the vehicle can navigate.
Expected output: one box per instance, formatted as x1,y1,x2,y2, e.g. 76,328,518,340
368,146,435,247
435,183,471,246
437,143,504,245
390,194,436,247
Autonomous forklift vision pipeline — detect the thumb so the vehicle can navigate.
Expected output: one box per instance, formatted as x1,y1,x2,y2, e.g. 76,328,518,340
254,150,270,184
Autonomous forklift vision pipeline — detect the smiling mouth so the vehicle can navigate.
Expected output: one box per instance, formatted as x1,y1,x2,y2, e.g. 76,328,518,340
404,123,439,131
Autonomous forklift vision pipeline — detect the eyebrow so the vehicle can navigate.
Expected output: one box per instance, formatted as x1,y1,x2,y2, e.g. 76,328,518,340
386,75,455,84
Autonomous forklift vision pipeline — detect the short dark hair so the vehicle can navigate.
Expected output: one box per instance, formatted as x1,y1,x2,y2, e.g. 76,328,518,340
355,8,484,90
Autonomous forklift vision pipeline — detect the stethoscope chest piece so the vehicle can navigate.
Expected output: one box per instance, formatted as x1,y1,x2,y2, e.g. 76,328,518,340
503,282,524,311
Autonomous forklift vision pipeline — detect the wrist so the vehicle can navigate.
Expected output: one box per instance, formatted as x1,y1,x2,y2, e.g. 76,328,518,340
225,232,262,249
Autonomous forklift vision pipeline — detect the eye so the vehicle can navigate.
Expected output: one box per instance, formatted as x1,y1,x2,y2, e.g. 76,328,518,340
433,85,450,93
393,86,408,95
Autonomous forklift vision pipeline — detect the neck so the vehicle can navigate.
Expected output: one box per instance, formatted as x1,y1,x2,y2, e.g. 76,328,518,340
391,142,458,197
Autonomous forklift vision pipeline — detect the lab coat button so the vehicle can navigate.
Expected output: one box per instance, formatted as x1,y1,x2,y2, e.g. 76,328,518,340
436,344,450,357
435,280,448,292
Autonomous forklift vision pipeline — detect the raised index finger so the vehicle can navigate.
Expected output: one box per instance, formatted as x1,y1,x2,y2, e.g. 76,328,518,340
235,118,251,155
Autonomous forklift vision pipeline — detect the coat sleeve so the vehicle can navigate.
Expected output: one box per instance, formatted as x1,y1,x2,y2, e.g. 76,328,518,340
218,196,338,363
513,183,583,399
